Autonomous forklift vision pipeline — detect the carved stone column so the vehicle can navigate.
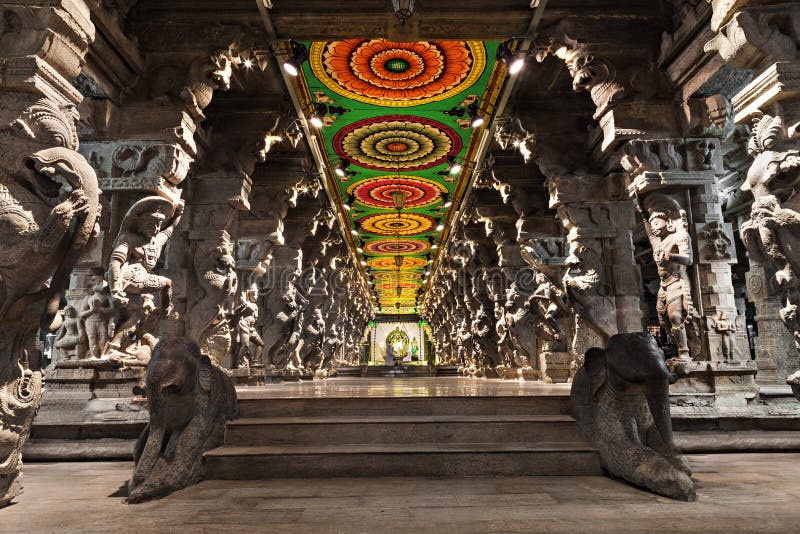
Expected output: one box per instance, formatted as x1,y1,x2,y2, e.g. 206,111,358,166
0,0,98,507
703,0,800,387
546,173,644,355
182,170,251,367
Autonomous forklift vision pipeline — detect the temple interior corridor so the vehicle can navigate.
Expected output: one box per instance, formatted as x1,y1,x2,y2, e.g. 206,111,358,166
4,0,800,531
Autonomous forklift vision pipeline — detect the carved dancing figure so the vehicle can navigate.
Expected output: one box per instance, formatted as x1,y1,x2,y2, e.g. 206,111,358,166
233,287,264,368
641,195,694,360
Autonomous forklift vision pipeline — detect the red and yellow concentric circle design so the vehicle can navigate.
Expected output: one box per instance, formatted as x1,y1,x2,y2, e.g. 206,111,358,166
359,212,435,236
310,40,486,107
368,256,427,270
333,116,461,171
364,239,431,255
348,176,447,209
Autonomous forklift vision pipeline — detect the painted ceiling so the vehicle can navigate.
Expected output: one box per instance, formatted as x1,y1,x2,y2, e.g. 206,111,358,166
296,39,502,314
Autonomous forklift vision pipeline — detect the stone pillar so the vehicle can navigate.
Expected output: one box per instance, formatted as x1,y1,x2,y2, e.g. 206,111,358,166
705,0,800,384
746,261,800,383
621,137,758,406
0,0,97,507
546,173,644,355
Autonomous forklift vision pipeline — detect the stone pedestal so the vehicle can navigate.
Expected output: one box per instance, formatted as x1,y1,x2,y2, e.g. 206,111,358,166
542,351,575,383
670,360,759,409
26,361,148,460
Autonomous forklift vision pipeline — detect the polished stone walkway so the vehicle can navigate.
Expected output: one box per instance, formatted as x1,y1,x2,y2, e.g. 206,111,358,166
237,377,572,399
4,454,800,533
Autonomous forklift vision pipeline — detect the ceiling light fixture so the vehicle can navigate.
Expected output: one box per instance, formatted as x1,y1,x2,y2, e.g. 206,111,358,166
309,102,326,128
435,224,445,232
394,255,404,268
392,0,415,24
283,40,309,77
335,159,350,177
496,39,526,75
468,102,484,128
390,190,406,211
446,156,462,176
442,193,453,208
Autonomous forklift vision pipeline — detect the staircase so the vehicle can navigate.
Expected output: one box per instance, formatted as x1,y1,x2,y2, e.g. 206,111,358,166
204,391,602,479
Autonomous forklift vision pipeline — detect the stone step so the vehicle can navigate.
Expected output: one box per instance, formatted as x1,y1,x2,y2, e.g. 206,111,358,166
363,365,433,377
224,414,581,446
236,395,572,418
436,366,461,376
204,442,602,479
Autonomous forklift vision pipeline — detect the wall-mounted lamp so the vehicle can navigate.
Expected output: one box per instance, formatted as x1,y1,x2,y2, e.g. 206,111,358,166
283,40,308,77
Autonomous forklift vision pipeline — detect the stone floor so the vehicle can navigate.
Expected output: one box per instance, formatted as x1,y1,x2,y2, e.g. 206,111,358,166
4,454,800,533
237,376,572,399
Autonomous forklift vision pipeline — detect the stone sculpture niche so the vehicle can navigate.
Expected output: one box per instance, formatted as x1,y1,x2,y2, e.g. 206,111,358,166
0,99,101,507
128,338,237,504
571,332,695,501
106,196,184,366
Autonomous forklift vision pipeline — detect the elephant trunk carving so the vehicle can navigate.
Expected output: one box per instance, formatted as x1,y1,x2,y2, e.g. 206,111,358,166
571,332,695,501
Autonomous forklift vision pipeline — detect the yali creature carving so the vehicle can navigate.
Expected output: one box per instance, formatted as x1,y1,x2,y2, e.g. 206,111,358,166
0,98,101,507
740,114,800,350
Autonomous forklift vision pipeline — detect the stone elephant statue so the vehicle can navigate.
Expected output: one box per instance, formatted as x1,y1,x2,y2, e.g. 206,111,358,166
571,332,695,501
128,338,237,503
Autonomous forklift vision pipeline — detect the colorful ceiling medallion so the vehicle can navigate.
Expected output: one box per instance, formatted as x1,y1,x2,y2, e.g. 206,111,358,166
359,212,435,236
363,238,431,256
348,176,447,209
311,40,486,107
368,256,427,270
333,116,461,171
372,271,423,283
375,281,419,291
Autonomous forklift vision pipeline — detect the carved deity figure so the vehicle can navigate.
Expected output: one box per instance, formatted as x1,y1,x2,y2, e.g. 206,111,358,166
740,114,800,350
79,268,114,358
52,305,86,362
107,196,183,357
232,287,263,368
641,195,694,360
707,310,736,361
189,235,238,366
260,246,306,370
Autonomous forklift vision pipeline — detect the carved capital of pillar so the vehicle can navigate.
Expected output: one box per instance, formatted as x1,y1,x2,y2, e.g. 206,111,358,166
79,140,192,198
704,3,799,72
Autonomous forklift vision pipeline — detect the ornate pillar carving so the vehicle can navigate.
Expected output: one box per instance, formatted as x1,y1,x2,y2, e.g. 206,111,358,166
706,1,800,383
622,137,746,361
545,173,644,355
0,0,98,507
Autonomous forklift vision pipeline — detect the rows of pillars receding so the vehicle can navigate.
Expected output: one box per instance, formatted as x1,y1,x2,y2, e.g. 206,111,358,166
422,17,800,400
35,0,377,382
